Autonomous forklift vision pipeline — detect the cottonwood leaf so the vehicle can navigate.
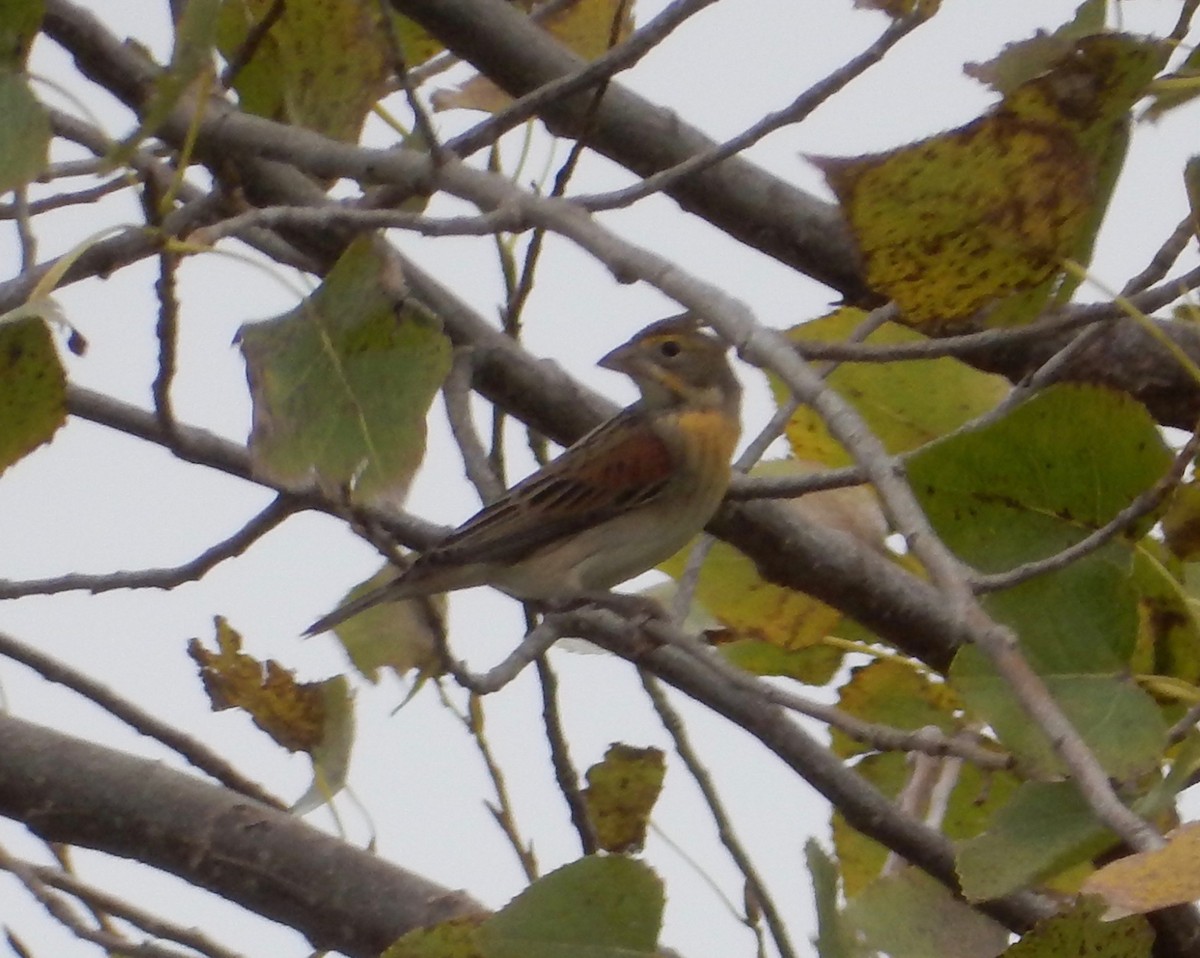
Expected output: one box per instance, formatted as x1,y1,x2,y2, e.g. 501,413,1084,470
776,309,1009,466
582,744,665,854
0,314,65,475
479,856,662,958
239,237,451,511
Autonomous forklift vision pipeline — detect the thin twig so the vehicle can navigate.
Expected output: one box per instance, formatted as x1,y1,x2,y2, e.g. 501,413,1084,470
443,348,505,503
14,187,36,272
0,498,296,597
445,0,720,158
143,176,181,432
537,656,598,855
219,0,285,89
577,13,927,211
1121,215,1195,296
642,671,797,958
7,856,247,958
454,691,539,881
377,0,443,164
0,844,196,958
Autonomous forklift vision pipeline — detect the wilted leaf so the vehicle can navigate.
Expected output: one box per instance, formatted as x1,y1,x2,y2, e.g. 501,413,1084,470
1082,821,1200,919
218,0,423,141
818,116,1090,327
582,745,665,854
327,561,446,684
292,674,355,814
433,0,634,114
479,856,663,958
189,618,326,750
777,310,1009,465
843,866,1009,958
239,237,451,511
0,315,66,476
997,896,1152,957
189,618,355,808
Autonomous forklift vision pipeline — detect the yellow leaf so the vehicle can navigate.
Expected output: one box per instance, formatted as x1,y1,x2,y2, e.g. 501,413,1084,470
189,617,325,752
582,744,665,854
1082,821,1200,919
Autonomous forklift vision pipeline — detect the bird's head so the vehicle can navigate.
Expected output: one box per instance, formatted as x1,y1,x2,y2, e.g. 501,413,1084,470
598,314,741,415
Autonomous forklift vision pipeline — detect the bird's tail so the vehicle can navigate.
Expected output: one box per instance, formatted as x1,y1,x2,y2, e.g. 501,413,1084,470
303,578,403,636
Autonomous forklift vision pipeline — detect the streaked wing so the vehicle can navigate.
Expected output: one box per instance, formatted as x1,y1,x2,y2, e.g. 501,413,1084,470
422,409,674,569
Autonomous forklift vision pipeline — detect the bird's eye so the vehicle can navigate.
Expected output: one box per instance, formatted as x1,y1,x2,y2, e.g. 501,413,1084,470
658,339,682,358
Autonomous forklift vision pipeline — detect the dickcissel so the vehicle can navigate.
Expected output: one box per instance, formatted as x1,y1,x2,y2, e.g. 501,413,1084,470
305,314,741,635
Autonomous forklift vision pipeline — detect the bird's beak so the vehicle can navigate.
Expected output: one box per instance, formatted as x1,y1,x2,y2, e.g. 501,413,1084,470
598,340,637,374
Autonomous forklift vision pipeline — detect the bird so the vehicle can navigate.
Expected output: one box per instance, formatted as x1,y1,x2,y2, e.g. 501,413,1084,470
304,313,742,635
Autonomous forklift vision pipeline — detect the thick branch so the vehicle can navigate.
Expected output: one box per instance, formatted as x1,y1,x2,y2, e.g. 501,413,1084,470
0,713,485,957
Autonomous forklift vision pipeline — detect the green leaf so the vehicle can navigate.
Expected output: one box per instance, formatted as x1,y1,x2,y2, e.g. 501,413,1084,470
831,659,959,759
996,896,1152,957
0,315,66,474
328,562,446,684
239,237,451,510
582,745,665,854
0,0,42,67
776,309,1009,466
957,780,1112,901
718,639,845,686
910,385,1170,776
806,840,868,958
114,0,220,162
833,754,1018,897
955,642,1164,778
218,0,418,141
843,867,1009,958
908,385,1170,572
381,918,484,958
0,69,48,192
479,857,663,958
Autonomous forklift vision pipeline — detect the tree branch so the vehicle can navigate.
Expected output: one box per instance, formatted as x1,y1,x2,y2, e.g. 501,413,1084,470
0,713,486,957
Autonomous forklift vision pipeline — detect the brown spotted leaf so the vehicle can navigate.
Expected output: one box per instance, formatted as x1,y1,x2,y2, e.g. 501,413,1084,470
583,744,665,854
0,314,66,476
822,34,1165,329
189,618,326,751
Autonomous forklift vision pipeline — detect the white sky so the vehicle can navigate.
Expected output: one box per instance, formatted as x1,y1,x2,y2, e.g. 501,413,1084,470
2,1,1199,956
